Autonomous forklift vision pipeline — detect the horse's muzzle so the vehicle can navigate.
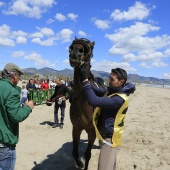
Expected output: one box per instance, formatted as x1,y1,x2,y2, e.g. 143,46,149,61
69,58,81,67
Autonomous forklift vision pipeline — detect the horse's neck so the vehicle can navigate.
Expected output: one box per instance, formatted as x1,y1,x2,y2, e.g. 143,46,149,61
73,65,91,98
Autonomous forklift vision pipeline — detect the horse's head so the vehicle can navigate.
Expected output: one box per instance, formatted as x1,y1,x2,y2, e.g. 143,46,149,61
69,37,95,68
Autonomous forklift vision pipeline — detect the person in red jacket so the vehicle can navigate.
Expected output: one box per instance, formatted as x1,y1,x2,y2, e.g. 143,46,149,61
40,79,49,90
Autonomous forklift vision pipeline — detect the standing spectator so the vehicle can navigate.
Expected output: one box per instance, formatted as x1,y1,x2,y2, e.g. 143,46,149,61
46,77,49,84
26,79,37,101
0,63,34,170
40,79,49,90
21,85,28,106
34,78,41,90
26,79,37,90
65,78,71,87
50,78,70,129
50,79,57,89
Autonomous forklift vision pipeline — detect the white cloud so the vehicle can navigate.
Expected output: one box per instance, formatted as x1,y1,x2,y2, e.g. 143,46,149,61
67,13,78,21
163,73,170,79
121,53,137,61
0,24,10,37
16,37,27,44
46,18,54,24
151,61,168,67
93,19,110,30
138,52,164,61
39,38,55,46
139,62,151,68
164,49,170,56
0,26,14,46
30,32,44,38
78,30,87,37
139,58,168,69
31,38,41,44
92,60,136,72
105,22,170,68
31,37,55,46
111,1,150,21
0,1,5,7
0,38,14,47
12,51,25,58
0,25,28,46
122,52,164,62
59,29,74,43
63,59,69,64
108,45,129,55
55,13,66,21
105,22,160,45
30,28,74,45
2,0,56,19
30,27,55,45
11,30,27,38
24,52,55,67
91,59,96,63
37,27,54,37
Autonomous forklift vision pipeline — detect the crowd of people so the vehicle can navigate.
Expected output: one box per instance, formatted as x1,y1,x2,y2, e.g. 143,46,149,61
21,76,73,104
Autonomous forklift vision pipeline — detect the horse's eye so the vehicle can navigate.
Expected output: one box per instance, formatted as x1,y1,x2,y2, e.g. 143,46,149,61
78,48,84,53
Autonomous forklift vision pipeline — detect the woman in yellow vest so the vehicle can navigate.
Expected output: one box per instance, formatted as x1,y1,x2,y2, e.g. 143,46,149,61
80,67,135,170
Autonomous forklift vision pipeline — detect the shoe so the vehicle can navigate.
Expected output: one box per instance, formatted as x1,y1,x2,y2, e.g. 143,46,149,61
60,124,63,129
52,124,59,128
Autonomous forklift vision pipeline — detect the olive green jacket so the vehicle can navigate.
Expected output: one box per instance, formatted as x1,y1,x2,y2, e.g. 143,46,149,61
0,78,32,145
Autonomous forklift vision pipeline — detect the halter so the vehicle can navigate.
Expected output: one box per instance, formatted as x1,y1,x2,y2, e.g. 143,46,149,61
69,37,95,68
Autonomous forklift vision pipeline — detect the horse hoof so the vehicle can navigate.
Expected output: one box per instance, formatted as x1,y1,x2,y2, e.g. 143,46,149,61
76,159,84,169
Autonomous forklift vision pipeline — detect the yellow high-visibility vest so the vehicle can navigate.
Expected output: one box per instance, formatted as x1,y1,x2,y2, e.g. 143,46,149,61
93,93,129,147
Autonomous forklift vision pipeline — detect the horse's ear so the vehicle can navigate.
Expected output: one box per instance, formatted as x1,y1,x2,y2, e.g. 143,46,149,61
75,36,77,40
92,41,95,46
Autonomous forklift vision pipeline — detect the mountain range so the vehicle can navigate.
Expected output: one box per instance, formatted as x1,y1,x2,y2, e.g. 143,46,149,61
21,67,170,85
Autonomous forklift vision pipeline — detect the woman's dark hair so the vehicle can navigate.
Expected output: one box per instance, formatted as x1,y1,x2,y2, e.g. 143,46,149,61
111,68,127,86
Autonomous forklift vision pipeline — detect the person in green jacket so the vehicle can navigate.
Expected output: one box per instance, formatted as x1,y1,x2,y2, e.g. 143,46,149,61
0,63,34,170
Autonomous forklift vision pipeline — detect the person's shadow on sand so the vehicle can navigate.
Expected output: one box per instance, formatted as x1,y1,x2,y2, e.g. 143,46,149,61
32,140,100,170
39,121,54,126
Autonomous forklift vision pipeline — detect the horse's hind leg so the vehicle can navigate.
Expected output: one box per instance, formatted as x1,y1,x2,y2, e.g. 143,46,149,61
72,126,84,169
84,128,96,170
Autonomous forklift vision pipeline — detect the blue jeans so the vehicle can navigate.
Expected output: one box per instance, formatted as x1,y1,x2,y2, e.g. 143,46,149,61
0,147,16,170
21,97,27,106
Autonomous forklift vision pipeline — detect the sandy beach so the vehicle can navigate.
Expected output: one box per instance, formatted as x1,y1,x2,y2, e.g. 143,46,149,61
15,84,170,170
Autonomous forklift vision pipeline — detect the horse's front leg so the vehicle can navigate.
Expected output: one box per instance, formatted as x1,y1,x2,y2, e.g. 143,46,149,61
72,126,84,169
84,128,96,170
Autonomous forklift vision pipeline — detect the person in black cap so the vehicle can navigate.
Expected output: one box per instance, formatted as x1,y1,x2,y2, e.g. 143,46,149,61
79,67,135,170
0,63,34,170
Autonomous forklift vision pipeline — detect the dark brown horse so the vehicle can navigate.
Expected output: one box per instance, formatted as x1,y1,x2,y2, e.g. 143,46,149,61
69,37,96,170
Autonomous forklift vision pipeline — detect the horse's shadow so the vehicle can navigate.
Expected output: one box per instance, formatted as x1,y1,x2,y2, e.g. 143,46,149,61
32,139,100,170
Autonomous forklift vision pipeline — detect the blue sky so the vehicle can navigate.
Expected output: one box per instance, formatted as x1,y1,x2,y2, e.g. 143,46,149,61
0,0,170,79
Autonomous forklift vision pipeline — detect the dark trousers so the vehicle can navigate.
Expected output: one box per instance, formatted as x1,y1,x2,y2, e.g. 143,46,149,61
54,102,66,125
